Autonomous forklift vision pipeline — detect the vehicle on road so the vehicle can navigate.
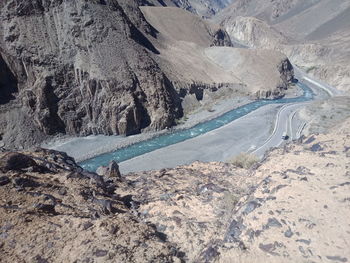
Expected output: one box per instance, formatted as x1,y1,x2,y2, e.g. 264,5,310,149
282,132,289,140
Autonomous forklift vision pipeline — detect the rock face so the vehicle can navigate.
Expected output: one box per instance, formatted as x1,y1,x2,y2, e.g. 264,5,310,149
221,16,289,48
96,160,122,179
0,0,182,149
204,47,294,99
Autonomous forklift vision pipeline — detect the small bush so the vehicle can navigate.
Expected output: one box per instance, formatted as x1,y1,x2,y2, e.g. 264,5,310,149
306,65,317,73
228,153,260,169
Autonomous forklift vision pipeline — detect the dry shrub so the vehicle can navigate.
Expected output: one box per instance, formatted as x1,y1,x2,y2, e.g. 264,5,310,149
228,153,260,169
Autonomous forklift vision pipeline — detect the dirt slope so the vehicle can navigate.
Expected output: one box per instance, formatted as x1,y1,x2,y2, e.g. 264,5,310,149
140,6,296,102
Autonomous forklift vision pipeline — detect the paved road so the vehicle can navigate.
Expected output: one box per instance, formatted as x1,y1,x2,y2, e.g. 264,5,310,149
251,67,338,158
118,68,338,173
251,102,308,157
119,104,280,173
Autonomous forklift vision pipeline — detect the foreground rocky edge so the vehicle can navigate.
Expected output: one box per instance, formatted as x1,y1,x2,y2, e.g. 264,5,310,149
1,119,349,262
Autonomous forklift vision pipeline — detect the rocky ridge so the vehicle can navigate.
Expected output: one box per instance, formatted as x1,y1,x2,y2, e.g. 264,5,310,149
0,1,296,151
0,0,184,150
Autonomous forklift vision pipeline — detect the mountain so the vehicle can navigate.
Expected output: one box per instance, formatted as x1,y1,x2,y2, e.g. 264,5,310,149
0,0,186,149
0,1,295,150
138,6,295,117
216,0,350,92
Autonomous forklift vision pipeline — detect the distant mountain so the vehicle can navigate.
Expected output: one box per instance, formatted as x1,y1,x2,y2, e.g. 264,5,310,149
142,0,235,17
216,0,350,92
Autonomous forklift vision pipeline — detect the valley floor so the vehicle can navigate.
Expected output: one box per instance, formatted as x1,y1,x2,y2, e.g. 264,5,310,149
44,69,337,174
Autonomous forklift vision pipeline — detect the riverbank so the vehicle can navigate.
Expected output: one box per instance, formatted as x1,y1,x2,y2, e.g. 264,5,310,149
44,78,307,171
43,95,252,162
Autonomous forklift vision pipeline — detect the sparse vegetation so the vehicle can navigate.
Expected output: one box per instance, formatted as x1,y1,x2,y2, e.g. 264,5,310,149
228,152,260,168
204,104,215,112
175,116,189,125
222,191,241,212
306,65,318,73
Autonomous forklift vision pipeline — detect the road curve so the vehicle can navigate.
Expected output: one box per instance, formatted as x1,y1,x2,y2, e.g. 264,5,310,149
251,67,338,158
251,102,308,157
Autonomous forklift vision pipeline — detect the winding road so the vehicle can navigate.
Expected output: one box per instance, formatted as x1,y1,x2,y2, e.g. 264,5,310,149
251,67,338,157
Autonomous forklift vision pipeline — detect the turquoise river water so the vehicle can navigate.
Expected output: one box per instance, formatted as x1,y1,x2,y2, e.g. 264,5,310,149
80,81,314,171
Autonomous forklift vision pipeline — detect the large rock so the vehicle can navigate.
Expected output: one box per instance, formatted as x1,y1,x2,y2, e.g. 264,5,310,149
0,152,37,172
96,160,122,179
0,149,183,262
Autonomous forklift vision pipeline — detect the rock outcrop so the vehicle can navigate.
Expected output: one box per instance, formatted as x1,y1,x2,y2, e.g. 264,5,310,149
0,148,184,262
1,118,349,262
115,118,350,262
221,16,289,48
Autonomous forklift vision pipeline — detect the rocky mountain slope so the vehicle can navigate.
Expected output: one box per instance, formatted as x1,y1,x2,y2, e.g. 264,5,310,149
217,0,350,92
0,149,185,262
1,118,349,262
0,0,184,150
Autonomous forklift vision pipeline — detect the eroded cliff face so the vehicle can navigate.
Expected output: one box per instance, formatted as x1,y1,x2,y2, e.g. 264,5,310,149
142,0,234,18
0,0,182,149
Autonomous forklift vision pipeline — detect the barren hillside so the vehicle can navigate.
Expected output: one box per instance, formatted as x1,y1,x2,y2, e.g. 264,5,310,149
217,0,350,92
140,6,296,110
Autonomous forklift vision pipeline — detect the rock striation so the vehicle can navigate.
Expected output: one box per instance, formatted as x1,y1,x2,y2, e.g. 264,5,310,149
143,0,234,18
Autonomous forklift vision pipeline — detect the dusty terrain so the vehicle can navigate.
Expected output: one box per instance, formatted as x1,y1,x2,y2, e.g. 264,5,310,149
298,96,350,136
1,118,349,262
0,149,184,262
143,0,234,18
141,6,296,116
119,117,350,262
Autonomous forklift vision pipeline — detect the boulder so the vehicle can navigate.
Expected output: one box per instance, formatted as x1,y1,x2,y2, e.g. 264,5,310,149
0,152,37,172
96,161,121,179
